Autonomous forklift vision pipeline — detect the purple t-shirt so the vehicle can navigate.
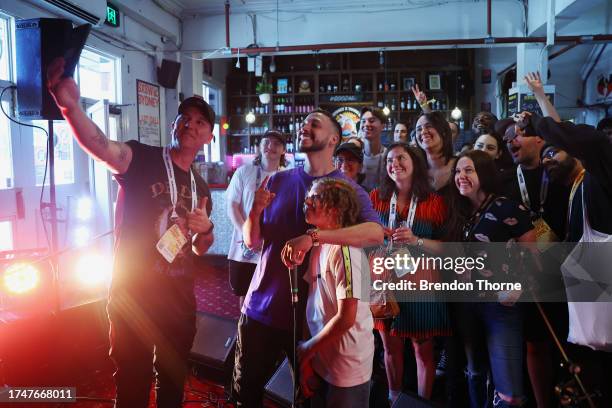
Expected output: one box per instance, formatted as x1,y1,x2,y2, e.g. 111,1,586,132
242,167,380,331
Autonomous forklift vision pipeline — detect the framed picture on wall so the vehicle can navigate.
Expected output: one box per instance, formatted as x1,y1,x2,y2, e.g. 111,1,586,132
428,74,441,90
403,77,416,91
136,79,162,146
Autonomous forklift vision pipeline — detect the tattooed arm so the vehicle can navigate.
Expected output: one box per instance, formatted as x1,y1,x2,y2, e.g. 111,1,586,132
47,58,132,174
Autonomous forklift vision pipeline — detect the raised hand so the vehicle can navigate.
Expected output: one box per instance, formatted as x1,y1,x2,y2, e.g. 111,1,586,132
46,57,81,113
411,84,427,105
187,196,212,234
524,72,545,97
251,175,275,215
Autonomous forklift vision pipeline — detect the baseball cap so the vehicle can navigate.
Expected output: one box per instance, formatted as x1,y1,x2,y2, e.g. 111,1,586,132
178,96,215,126
334,142,364,163
262,130,287,145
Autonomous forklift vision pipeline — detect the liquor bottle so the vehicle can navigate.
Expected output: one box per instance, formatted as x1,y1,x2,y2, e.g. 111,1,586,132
391,98,396,112
400,97,406,111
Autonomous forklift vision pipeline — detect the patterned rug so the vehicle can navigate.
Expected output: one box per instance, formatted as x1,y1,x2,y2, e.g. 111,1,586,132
194,255,241,320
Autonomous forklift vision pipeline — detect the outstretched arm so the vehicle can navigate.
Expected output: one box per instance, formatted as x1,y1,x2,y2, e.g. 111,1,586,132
47,57,132,174
524,72,561,123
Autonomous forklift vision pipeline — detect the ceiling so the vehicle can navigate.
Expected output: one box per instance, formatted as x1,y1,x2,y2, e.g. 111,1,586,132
160,0,478,18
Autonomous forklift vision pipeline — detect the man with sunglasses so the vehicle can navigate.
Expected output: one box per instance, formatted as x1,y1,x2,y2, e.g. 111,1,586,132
496,112,571,408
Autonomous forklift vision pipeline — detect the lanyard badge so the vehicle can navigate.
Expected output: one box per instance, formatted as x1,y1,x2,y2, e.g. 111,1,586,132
156,146,198,263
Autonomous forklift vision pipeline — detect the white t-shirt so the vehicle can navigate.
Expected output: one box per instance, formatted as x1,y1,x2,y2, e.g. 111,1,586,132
305,244,374,388
362,147,387,191
226,163,280,263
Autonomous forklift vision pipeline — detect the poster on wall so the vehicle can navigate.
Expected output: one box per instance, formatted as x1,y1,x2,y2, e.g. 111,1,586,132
137,79,161,146
332,107,361,138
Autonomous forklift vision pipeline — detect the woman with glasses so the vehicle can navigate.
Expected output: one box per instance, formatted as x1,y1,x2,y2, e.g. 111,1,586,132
450,150,535,408
333,142,366,189
226,130,287,308
369,142,451,402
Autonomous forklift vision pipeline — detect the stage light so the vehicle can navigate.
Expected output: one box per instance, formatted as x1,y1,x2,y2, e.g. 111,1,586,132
451,106,462,120
75,253,112,287
3,263,40,294
245,111,256,124
76,196,93,221
73,226,91,247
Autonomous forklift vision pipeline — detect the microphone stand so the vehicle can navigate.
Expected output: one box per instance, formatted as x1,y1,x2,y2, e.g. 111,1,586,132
288,266,299,408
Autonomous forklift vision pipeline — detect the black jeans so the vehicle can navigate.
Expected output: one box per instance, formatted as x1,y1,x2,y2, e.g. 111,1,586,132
231,313,297,407
107,277,196,408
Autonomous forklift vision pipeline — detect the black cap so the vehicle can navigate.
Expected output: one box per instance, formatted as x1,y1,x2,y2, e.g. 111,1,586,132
262,129,287,145
334,142,364,163
178,96,215,126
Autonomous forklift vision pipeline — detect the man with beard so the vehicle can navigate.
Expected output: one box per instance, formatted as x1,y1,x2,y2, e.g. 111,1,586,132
526,70,612,405
359,107,388,191
497,115,570,408
231,109,384,407
472,111,498,138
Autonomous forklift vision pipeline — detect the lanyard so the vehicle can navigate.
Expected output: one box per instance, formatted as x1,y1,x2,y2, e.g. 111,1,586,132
163,146,197,220
462,194,495,241
516,166,548,216
389,192,418,230
567,169,586,232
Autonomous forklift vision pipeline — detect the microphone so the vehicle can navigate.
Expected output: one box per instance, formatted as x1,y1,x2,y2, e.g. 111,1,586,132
289,266,299,305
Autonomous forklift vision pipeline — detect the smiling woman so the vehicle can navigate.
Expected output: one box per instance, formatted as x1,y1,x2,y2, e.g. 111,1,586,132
415,112,455,192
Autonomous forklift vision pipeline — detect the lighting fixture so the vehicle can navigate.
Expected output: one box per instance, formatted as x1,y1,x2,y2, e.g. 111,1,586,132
451,107,462,120
245,111,256,124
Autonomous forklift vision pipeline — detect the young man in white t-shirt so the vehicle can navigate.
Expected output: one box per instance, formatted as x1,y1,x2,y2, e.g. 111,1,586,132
298,177,374,408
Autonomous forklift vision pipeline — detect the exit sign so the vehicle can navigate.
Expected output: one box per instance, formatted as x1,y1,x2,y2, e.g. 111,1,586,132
105,3,120,27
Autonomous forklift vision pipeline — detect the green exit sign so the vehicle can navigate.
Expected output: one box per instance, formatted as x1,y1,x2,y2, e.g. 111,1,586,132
105,3,120,27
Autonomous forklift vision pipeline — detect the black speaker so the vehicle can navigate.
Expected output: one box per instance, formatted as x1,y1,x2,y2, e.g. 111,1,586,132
391,391,436,407
264,358,294,408
157,59,181,88
189,312,237,371
16,19,71,120
15,19,90,120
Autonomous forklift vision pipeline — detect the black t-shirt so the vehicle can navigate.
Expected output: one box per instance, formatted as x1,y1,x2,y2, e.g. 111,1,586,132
112,141,212,294
501,165,569,239
465,196,534,290
537,118,612,241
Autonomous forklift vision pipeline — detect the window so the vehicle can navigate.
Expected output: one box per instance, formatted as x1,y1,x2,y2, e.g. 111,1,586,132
202,82,221,115
0,15,12,81
32,121,75,186
0,220,12,251
0,101,12,189
202,82,221,162
78,48,118,103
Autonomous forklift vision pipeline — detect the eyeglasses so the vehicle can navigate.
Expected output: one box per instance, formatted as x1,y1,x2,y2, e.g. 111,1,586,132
335,157,359,165
304,193,324,206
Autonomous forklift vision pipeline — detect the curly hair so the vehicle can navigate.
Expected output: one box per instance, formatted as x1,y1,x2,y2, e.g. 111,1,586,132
310,178,361,228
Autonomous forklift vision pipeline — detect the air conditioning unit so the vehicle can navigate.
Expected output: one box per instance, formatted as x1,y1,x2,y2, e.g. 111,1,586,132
31,0,107,26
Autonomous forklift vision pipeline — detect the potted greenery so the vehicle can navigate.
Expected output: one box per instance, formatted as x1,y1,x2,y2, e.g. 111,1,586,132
256,73,273,104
